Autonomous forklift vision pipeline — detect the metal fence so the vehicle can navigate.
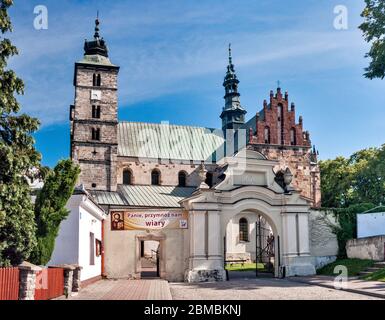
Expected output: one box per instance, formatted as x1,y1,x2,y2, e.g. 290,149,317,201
35,268,64,300
0,267,19,300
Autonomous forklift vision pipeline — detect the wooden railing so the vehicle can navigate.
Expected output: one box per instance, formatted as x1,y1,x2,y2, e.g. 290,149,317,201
0,267,19,300
35,268,64,300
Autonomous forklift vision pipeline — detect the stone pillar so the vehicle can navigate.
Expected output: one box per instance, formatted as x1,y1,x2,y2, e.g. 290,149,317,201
18,262,42,300
185,209,226,283
281,213,298,258
72,265,82,293
298,213,311,256
281,212,315,277
52,264,76,298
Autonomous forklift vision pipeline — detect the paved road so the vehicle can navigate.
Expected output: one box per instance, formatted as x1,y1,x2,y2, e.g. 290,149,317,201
59,276,382,300
170,277,381,300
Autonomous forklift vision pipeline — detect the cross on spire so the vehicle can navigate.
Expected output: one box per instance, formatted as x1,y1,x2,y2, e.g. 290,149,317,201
228,43,232,65
94,11,100,39
277,80,281,88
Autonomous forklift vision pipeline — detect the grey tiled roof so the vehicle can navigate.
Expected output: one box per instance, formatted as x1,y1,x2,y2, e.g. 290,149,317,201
90,185,196,208
117,122,224,161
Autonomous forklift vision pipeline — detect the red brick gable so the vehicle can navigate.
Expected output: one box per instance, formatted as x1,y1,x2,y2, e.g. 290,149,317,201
249,88,311,148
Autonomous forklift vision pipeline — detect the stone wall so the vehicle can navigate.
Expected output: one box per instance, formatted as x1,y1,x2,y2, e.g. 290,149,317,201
309,210,339,269
116,157,218,187
71,64,119,192
347,236,385,261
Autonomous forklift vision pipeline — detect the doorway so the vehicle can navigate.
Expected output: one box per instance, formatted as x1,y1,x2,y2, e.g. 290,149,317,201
140,240,160,278
224,212,278,280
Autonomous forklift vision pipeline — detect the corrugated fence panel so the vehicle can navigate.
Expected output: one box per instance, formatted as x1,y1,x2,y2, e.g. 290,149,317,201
35,268,64,300
0,267,19,300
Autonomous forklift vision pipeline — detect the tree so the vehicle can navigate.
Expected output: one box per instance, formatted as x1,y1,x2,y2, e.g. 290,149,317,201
30,159,80,265
0,0,41,266
359,0,385,79
319,157,353,208
320,145,385,208
350,147,384,205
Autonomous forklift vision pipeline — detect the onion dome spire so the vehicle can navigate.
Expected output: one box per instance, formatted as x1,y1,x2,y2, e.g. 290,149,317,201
220,44,246,130
84,12,108,57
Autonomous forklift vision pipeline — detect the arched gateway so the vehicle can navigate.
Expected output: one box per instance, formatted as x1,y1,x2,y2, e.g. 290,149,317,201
181,149,315,282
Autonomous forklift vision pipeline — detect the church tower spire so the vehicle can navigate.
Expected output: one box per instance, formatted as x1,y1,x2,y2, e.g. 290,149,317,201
220,44,246,131
84,13,109,58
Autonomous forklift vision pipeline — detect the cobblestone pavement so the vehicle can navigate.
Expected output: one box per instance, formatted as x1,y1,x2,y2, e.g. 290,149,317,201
169,277,381,300
61,279,172,300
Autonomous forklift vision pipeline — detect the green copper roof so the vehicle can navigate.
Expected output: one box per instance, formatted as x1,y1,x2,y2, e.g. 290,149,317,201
77,54,118,67
90,185,196,208
117,122,224,162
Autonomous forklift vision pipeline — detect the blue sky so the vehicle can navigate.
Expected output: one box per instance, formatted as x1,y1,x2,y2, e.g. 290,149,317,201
7,0,385,167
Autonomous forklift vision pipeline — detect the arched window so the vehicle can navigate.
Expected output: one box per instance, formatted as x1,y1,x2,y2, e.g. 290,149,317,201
239,218,249,242
151,169,160,186
123,169,132,185
178,171,187,187
205,172,213,188
91,128,100,141
290,128,296,146
264,127,270,144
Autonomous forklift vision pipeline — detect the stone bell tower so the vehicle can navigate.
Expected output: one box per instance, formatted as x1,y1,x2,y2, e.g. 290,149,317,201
70,16,120,191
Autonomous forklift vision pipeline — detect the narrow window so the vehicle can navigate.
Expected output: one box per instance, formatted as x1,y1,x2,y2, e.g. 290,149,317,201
264,127,270,144
90,232,95,265
239,218,249,242
151,169,160,186
178,171,187,187
93,74,97,86
92,105,101,119
123,169,132,185
92,128,100,141
205,172,213,188
277,104,283,144
97,74,101,86
290,128,296,145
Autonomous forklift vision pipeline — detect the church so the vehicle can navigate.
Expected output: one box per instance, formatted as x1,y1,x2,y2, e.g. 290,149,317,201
66,18,328,283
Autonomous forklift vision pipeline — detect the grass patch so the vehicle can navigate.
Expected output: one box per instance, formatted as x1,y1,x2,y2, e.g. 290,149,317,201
317,258,374,277
225,263,265,272
362,268,385,282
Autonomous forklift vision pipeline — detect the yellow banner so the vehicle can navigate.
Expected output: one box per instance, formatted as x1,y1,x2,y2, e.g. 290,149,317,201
111,211,188,230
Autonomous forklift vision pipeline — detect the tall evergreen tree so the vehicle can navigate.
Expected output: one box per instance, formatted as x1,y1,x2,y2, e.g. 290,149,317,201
0,0,41,266
30,159,80,266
